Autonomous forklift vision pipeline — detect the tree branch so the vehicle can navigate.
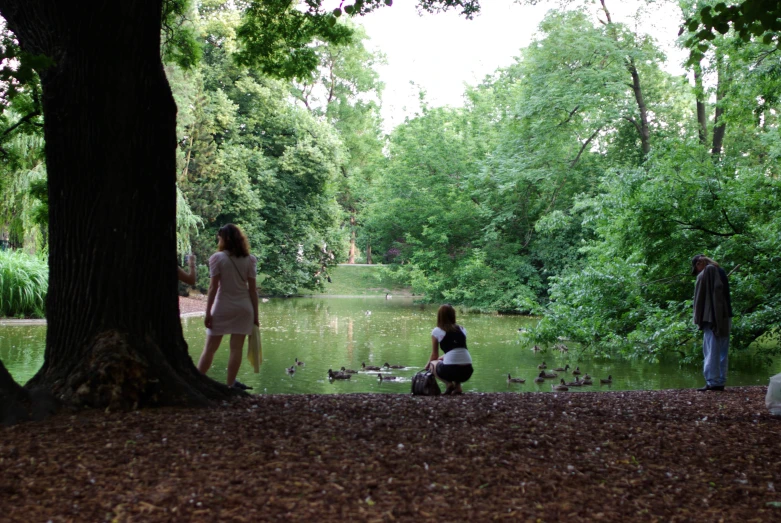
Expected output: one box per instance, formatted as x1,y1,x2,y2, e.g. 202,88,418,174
669,219,737,237
570,127,601,168
558,105,580,127
0,110,42,141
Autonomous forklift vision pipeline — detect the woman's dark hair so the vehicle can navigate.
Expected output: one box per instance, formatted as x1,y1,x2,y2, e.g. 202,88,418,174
436,304,459,332
218,224,250,257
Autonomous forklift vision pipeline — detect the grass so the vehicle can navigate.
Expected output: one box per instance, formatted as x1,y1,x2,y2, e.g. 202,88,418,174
310,264,412,296
0,249,48,318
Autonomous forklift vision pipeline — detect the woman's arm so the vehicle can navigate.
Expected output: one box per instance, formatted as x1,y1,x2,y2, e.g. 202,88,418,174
204,273,220,329
429,336,440,362
248,277,259,326
177,255,197,285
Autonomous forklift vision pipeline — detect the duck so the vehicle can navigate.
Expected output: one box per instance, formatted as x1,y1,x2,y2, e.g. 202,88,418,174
285,365,296,375
537,361,547,369
581,377,593,386
553,364,570,372
328,369,351,380
571,366,582,376
600,375,613,384
552,379,569,392
556,343,569,352
531,345,542,352
507,374,526,384
364,310,372,316
362,362,381,371
383,362,405,369
295,357,305,366
565,377,583,387
340,366,358,374
542,371,558,379
583,373,591,380
377,373,398,381
533,371,546,383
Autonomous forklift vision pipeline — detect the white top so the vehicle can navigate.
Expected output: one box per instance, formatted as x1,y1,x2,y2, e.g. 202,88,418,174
207,252,257,336
431,326,472,365
431,326,467,342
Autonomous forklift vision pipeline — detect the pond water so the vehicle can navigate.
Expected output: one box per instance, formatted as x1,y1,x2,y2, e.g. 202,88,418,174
2,297,779,394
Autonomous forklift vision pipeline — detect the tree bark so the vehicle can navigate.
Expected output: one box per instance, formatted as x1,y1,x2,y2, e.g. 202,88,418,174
628,58,651,156
693,61,708,146
366,239,372,265
712,53,728,156
0,0,233,410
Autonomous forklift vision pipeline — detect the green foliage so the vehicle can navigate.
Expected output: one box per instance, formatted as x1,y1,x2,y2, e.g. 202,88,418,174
684,0,781,59
235,0,354,80
170,5,347,296
0,250,47,318
175,185,202,257
162,0,203,69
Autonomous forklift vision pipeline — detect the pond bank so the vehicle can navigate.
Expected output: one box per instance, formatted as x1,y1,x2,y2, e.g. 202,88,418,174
1,387,779,521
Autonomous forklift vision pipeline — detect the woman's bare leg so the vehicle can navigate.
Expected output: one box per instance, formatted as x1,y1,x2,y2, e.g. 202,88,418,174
430,362,454,393
226,334,246,386
198,334,223,375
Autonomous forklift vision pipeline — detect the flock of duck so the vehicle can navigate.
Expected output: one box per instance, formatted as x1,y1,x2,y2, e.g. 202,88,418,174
507,361,613,392
283,359,408,382
282,342,613,392
328,362,407,381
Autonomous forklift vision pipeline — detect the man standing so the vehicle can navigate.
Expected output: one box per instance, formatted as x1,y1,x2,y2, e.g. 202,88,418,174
691,254,733,391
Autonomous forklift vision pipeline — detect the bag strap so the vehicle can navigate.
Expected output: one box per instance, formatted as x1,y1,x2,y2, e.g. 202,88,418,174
226,253,246,283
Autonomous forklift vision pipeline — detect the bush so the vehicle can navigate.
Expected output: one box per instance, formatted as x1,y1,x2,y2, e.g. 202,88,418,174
0,250,48,318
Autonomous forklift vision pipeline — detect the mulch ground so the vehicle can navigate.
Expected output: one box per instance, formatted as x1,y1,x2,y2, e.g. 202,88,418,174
1,387,780,522
179,295,207,316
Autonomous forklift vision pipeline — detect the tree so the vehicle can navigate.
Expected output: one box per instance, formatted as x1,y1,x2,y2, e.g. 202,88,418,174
0,0,483,418
289,23,386,264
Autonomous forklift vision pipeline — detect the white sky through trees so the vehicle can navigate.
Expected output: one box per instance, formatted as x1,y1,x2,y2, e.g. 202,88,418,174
348,0,687,132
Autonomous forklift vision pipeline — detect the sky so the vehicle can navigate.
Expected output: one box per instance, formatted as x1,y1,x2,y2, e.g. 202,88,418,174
344,0,688,131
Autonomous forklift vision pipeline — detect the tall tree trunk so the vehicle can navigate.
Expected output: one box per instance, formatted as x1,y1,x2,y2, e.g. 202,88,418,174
712,52,728,156
627,58,651,157
0,0,232,410
694,61,708,146
348,214,356,264
600,1,650,157
366,240,372,265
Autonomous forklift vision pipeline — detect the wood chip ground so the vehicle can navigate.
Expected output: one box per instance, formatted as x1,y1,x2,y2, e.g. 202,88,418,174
2,387,780,521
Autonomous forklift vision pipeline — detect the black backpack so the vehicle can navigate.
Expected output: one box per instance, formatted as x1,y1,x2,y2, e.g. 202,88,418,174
411,369,441,396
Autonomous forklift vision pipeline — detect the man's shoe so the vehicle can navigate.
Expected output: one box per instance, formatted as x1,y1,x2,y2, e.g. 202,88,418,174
697,384,725,391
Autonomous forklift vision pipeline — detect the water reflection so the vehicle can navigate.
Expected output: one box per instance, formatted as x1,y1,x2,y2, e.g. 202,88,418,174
2,297,779,394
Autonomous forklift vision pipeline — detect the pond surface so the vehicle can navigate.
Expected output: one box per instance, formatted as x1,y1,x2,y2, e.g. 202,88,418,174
2,297,779,394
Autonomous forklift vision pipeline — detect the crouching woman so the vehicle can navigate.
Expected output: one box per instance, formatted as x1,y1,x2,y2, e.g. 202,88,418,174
427,304,474,395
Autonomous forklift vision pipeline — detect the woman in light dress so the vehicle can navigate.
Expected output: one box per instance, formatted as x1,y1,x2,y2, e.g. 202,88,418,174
197,224,259,388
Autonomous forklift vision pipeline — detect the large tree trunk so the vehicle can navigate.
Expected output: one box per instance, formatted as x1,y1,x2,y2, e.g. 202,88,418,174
0,0,233,410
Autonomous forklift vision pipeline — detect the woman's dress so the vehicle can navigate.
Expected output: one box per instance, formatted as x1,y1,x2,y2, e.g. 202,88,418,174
207,251,257,336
